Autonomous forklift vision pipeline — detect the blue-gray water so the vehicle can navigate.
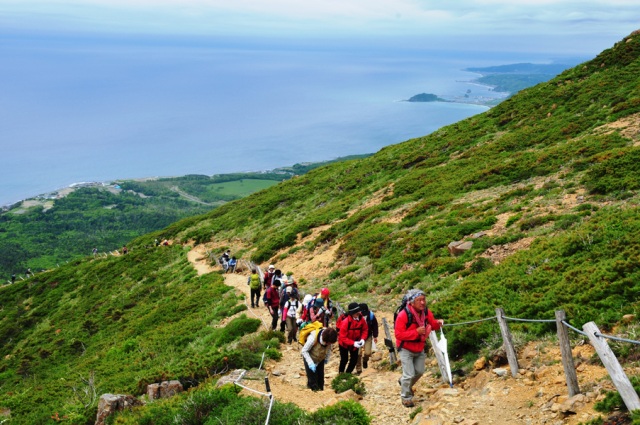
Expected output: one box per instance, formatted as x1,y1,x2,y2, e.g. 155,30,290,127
1,34,552,207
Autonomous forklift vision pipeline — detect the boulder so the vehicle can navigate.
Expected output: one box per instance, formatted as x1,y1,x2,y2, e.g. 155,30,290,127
216,369,247,387
147,380,183,400
448,241,473,256
95,394,143,425
473,356,486,370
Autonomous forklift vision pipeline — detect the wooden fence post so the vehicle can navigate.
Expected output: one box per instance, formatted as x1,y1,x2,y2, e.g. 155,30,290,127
429,331,450,385
495,308,519,377
583,322,640,411
381,318,397,365
555,310,580,397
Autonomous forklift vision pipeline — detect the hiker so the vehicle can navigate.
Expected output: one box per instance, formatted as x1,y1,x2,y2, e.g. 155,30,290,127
11,274,16,284
122,246,128,255
92,247,98,257
264,279,282,330
394,289,444,408
306,287,334,327
219,250,230,271
356,303,379,374
297,293,314,324
282,287,300,343
301,327,338,391
247,268,261,308
226,256,237,273
337,302,368,374
263,264,276,289
25,268,32,277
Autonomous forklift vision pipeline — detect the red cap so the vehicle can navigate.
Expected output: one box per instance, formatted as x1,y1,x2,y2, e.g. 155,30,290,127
321,287,330,297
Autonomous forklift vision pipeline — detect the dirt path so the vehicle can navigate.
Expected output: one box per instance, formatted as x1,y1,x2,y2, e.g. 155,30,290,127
187,245,616,425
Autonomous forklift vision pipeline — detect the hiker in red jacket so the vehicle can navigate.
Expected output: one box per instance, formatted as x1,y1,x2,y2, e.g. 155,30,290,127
265,280,282,330
263,264,276,289
337,302,368,374
394,289,443,408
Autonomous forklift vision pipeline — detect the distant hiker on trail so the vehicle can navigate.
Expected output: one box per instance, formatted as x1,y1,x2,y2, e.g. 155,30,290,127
226,256,237,273
25,268,32,277
247,268,261,308
263,264,276,289
219,250,230,271
394,289,444,408
356,303,379,374
11,274,16,284
301,327,338,391
265,279,282,330
122,246,128,255
92,247,98,257
337,302,368,374
282,288,300,344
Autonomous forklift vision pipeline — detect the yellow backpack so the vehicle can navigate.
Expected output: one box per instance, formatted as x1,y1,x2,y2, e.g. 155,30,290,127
298,321,323,345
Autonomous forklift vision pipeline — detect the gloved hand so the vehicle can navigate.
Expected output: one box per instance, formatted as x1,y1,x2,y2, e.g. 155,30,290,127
354,340,364,348
309,363,317,373
358,339,365,346
296,318,303,325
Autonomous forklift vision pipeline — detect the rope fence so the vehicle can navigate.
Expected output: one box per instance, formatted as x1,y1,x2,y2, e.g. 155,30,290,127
414,308,640,412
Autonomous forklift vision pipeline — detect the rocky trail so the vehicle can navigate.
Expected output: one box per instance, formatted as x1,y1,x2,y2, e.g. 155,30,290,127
187,247,623,425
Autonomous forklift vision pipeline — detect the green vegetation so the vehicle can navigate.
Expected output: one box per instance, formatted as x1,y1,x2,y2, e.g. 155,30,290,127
0,154,372,280
331,373,367,396
406,93,446,102
108,385,369,425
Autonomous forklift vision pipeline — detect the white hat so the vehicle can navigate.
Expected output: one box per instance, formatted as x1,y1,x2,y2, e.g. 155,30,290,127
268,264,275,270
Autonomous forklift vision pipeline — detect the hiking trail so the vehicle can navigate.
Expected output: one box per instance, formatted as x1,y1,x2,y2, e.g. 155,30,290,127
187,245,621,425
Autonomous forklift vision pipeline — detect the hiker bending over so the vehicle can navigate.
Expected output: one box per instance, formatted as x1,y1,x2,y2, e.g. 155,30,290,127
337,303,368,374
301,327,338,391
247,268,261,308
356,303,379,374
265,280,282,330
394,289,443,408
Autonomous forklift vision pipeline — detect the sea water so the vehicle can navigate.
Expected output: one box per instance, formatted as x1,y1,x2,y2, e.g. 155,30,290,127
0,34,540,207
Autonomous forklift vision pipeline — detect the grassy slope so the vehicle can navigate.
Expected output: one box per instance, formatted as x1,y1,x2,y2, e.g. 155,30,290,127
152,32,640,350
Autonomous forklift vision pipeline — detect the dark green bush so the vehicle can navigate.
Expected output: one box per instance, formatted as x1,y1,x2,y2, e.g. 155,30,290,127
331,373,366,396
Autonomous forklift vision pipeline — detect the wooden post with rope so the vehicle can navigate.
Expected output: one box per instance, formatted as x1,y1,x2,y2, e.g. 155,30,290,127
583,321,640,412
495,308,519,377
555,310,580,397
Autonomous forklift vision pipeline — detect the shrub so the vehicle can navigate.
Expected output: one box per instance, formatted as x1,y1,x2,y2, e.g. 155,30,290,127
331,373,366,396
308,400,371,425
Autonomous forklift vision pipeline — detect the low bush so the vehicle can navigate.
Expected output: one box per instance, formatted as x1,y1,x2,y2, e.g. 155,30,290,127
331,373,366,396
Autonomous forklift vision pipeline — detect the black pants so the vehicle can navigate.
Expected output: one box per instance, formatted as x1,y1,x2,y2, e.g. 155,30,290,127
268,306,279,330
304,359,326,391
339,345,358,374
250,288,261,307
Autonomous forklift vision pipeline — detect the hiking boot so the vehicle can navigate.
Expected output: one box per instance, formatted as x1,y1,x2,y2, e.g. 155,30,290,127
402,399,415,408
363,359,368,369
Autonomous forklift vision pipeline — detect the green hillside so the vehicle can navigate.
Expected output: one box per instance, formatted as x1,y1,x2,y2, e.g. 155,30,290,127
152,31,640,349
2,31,640,423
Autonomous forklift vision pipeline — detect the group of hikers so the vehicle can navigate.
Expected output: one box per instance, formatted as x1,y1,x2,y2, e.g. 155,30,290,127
240,260,444,408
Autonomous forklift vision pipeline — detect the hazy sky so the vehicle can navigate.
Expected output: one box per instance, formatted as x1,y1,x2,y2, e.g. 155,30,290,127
1,0,638,53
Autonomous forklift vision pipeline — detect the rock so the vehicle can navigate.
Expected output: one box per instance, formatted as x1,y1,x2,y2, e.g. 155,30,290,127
622,314,636,323
558,394,586,413
471,231,487,239
336,389,363,401
448,241,473,256
272,370,284,376
95,394,143,425
216,369,246,387
473,357,486,370
147,380,183,400
492,368,508,377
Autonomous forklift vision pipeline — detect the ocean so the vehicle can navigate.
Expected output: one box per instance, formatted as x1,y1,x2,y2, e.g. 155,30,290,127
0,34,547,207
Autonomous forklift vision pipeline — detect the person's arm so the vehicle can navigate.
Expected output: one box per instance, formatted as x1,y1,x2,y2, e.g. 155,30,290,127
371,316,379,339
426,309,443,333
301,331,318,367
338,318,356,347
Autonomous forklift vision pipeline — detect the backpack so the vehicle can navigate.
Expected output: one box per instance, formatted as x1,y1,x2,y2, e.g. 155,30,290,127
335,312,348,331
298,321,323,345
393,297,413,329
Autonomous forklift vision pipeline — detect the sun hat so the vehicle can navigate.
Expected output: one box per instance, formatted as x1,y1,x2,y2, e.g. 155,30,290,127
347,302,361,315
268,264,275,270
